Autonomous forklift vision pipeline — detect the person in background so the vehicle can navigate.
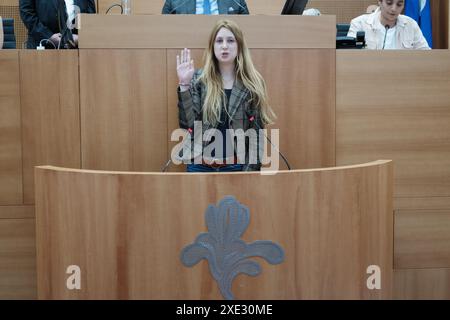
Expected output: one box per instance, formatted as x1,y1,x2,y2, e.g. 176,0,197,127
162,0,249,15
347,0,430,50
302,8,321,16
20,0,96,49
176,20,276,172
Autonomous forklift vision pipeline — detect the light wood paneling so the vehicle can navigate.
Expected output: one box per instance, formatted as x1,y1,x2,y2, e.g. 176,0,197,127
395,197,450,210
431,0,449,49
35,161,393,299
0,51,22,205
395,210,450,269
122,0,164,15
97,0,129,14
20,51,81,204
247,0,287,15
394,268,450,300
309,0,376,23
0,0,19,6
166,49,335,171
0,205,34,219
0,218,36,299
251,49,335,169
79,14,336,49
79,49,167,171
337,50,450,198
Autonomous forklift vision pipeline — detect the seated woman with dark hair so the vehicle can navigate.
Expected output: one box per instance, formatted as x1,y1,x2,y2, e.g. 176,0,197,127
348,0,430,50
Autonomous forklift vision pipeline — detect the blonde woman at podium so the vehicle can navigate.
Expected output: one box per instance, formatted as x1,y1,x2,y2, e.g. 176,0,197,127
176,20,276,172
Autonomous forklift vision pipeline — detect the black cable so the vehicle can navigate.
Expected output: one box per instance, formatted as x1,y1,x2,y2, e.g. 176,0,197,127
39,39,57,49
106,4,124,14
248,112,292,170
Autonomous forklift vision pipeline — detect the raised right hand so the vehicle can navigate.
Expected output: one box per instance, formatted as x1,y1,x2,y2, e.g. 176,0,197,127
176,48,195,85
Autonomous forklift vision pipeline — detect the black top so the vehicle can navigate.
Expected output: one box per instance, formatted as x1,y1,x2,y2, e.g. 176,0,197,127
212,89,233,160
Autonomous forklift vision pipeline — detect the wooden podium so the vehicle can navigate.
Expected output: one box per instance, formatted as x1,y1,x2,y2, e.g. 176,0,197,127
35,160,393,299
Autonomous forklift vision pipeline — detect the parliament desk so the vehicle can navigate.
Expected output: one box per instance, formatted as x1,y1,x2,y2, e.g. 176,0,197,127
0,14,450,299
35,161,393,299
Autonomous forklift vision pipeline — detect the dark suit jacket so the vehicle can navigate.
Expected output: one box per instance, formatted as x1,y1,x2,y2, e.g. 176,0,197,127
162,0,249,15
20,0,96,49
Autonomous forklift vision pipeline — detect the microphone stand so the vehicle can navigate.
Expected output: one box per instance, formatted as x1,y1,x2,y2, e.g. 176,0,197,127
247,111,292,170
57,0,75,49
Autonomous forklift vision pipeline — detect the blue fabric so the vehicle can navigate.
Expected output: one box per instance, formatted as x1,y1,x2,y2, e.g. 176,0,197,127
203,0,211,15
187,164,244,172
404,0,432,48
195,0,219,14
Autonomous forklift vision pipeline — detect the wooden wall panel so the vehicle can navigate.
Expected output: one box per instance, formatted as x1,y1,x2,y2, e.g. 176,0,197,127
166,49,335,172
309,0,375,22
0,205,34,219
97,0,129,15
35,161,393,299
0,1,19,5
0,218,36,299
0,51,22,205
251,49,335,169
395,210,450,269
79,49,167,172
431,0,449,49
337,50,450,198
20,51,81,204
394,268,450,300
79,15,335,49
395,197,450,211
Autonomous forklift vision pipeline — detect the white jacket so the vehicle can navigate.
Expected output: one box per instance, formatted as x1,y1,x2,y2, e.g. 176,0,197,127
348,9,430,50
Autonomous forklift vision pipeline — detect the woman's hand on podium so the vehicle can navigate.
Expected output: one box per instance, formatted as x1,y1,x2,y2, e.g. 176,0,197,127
177,48,195,92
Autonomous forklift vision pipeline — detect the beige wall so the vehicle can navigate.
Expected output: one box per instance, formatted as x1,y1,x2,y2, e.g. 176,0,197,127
336,50,450,299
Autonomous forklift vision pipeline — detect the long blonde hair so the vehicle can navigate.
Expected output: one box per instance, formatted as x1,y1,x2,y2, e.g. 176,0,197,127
198,19,276,126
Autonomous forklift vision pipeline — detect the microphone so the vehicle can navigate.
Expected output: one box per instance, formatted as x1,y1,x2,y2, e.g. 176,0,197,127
382,24,389,50
167,0,192,14
246,109,292,170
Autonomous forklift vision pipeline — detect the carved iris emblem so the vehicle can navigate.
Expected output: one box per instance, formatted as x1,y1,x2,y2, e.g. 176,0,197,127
180,196,285,300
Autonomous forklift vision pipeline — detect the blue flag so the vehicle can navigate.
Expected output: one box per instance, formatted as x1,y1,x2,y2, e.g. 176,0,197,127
404,0,433,48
